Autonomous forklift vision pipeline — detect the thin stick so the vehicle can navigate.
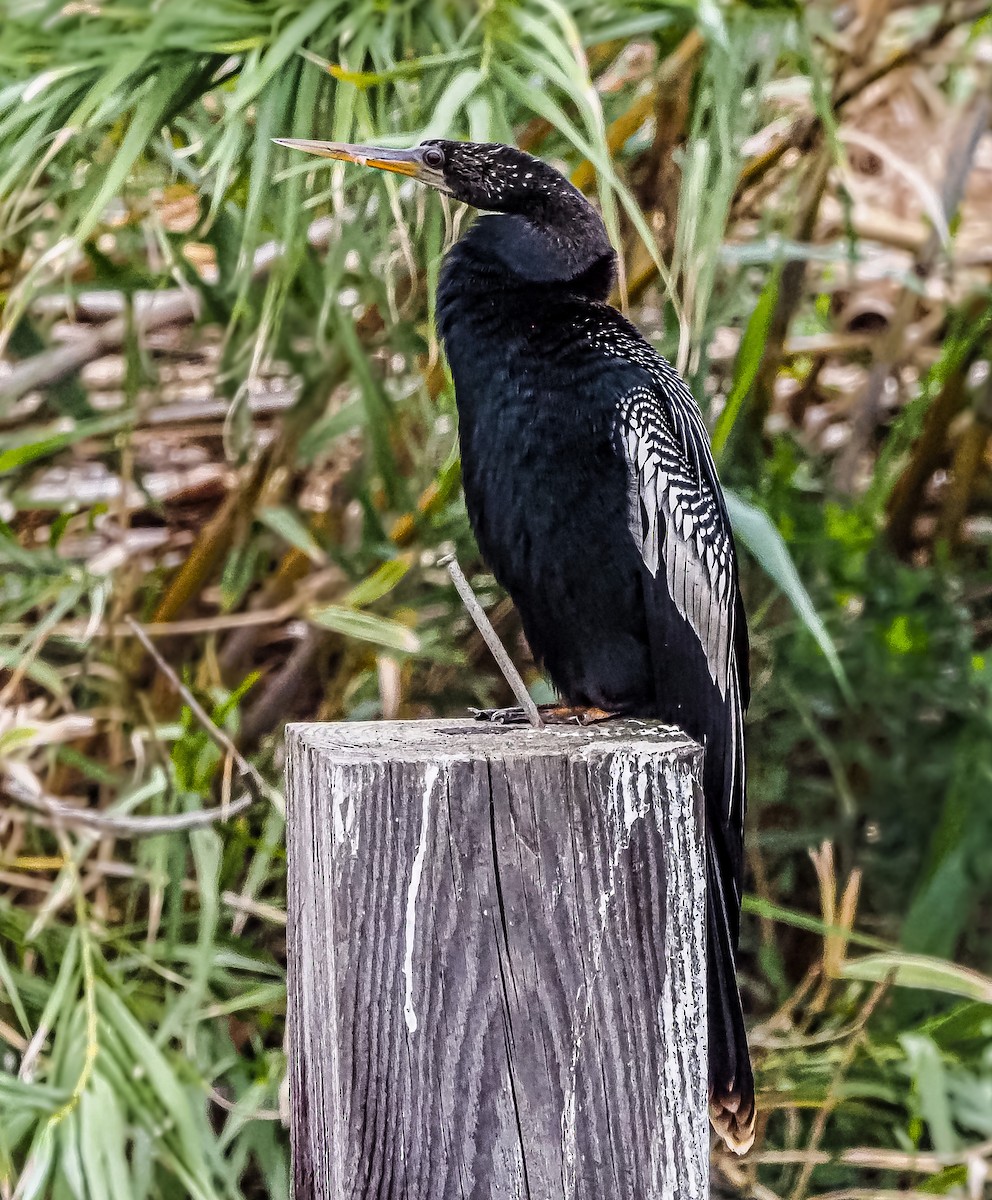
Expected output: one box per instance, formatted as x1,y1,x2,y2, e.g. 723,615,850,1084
126,616,277,807
442,556,543,728
1,773,254,836
789,972,894,1200
752,1137,992,1173
1,609,279,836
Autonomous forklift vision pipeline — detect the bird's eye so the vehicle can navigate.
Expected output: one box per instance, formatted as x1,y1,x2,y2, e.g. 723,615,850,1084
422,146,445,170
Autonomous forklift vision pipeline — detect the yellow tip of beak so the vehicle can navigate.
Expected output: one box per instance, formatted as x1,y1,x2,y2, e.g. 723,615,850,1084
273,139,420,178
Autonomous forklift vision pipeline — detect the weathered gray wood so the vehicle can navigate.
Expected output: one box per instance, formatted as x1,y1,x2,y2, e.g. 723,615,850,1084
286,719,708,1200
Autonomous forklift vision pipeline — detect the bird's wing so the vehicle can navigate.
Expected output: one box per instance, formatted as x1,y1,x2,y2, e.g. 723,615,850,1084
614,383,737,700
615,379,755,1151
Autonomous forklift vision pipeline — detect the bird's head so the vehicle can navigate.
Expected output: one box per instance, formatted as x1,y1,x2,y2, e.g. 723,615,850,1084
275,136,614,291
274,137,581,217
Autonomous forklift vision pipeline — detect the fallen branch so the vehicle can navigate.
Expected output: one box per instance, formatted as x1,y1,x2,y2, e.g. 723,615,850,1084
0,592,309,641
0,291,200,409
0,218,336,409
1,772,254,836
125,615,277,809
751,1137,992,1175
834,91,991,492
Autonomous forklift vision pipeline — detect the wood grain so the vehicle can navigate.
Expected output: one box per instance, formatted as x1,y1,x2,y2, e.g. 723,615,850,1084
287,719,708,1200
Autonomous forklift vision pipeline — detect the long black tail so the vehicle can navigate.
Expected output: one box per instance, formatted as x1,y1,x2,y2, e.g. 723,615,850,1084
705,647,755,1153
639,564,755,1149
706,828,755,1153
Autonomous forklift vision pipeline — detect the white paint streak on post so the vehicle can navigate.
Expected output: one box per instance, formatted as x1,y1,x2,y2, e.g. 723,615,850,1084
403,762,439,1034
287,719,708,1200
330,762,360,856
651,763,708,1200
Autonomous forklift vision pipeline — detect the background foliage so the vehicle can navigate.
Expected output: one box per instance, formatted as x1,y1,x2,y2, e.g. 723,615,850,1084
2,0,992,1196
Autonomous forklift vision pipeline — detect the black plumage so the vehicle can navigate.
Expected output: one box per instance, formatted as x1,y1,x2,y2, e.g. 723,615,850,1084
276,134,755,1153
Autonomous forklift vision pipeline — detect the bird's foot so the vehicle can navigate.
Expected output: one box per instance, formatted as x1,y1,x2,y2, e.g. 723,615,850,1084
470,705,532,725
542,704,617,725
471,704,617,726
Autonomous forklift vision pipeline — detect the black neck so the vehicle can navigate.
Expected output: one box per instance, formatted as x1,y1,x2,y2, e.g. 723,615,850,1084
453,208,616,301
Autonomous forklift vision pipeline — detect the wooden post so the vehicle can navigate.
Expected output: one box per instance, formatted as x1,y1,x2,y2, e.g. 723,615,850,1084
286,719,708,1200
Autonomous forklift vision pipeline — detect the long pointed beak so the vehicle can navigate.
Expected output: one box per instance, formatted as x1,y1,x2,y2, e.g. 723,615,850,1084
273,139,423,179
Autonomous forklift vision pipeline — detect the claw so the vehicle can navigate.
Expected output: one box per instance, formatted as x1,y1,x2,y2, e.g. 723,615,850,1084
470,706,531,725
470,704,616,726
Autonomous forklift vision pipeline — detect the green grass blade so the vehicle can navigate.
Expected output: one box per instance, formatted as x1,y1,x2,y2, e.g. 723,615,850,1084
725,490,851,699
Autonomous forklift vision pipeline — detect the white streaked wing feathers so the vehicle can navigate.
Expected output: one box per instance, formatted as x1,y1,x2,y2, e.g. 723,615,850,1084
616,386,734,697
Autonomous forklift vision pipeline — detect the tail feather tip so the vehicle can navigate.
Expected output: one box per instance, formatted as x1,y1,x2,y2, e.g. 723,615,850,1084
709,1091,756,1155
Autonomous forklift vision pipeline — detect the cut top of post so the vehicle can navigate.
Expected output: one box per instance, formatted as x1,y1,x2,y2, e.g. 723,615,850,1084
289,716,699,763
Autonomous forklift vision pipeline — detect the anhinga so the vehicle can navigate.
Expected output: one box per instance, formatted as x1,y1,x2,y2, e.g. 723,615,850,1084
276,135,754,1153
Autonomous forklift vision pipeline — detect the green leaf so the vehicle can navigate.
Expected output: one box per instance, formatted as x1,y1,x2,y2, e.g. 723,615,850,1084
0,648,65,698
199,981,286,1020
900,1033,958,1154
0,413,131,475
725,491,851,699
712,267,780,460
84,1077,132,1199
79,1087,115,1200
12,1122,56,1200
742,895,892,952
296,397,366,462
94,983,205,1162
0,1073,68,1114
308,605,419,653
0,726,41,755
0,943,31,1038
341,559,410,608
421,67,483,138
257,507,326,565
842,952,992,1004
72,72,190,248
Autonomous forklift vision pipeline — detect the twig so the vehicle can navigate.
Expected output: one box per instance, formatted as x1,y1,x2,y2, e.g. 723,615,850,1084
754,1137,992,1174
0,292,200,410
125,616,276,808
0,218,337,409
441,555,543,728
239,624,324,746
207,1086,282,1121
832,0,991,109
0,594,308,641
0,772,254,836
800,1192,941,1200
834,91,991,492
789,973,894,1200
937,326,992,545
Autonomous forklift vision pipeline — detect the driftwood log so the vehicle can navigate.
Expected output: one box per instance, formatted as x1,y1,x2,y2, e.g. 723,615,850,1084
286,718,708,1199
